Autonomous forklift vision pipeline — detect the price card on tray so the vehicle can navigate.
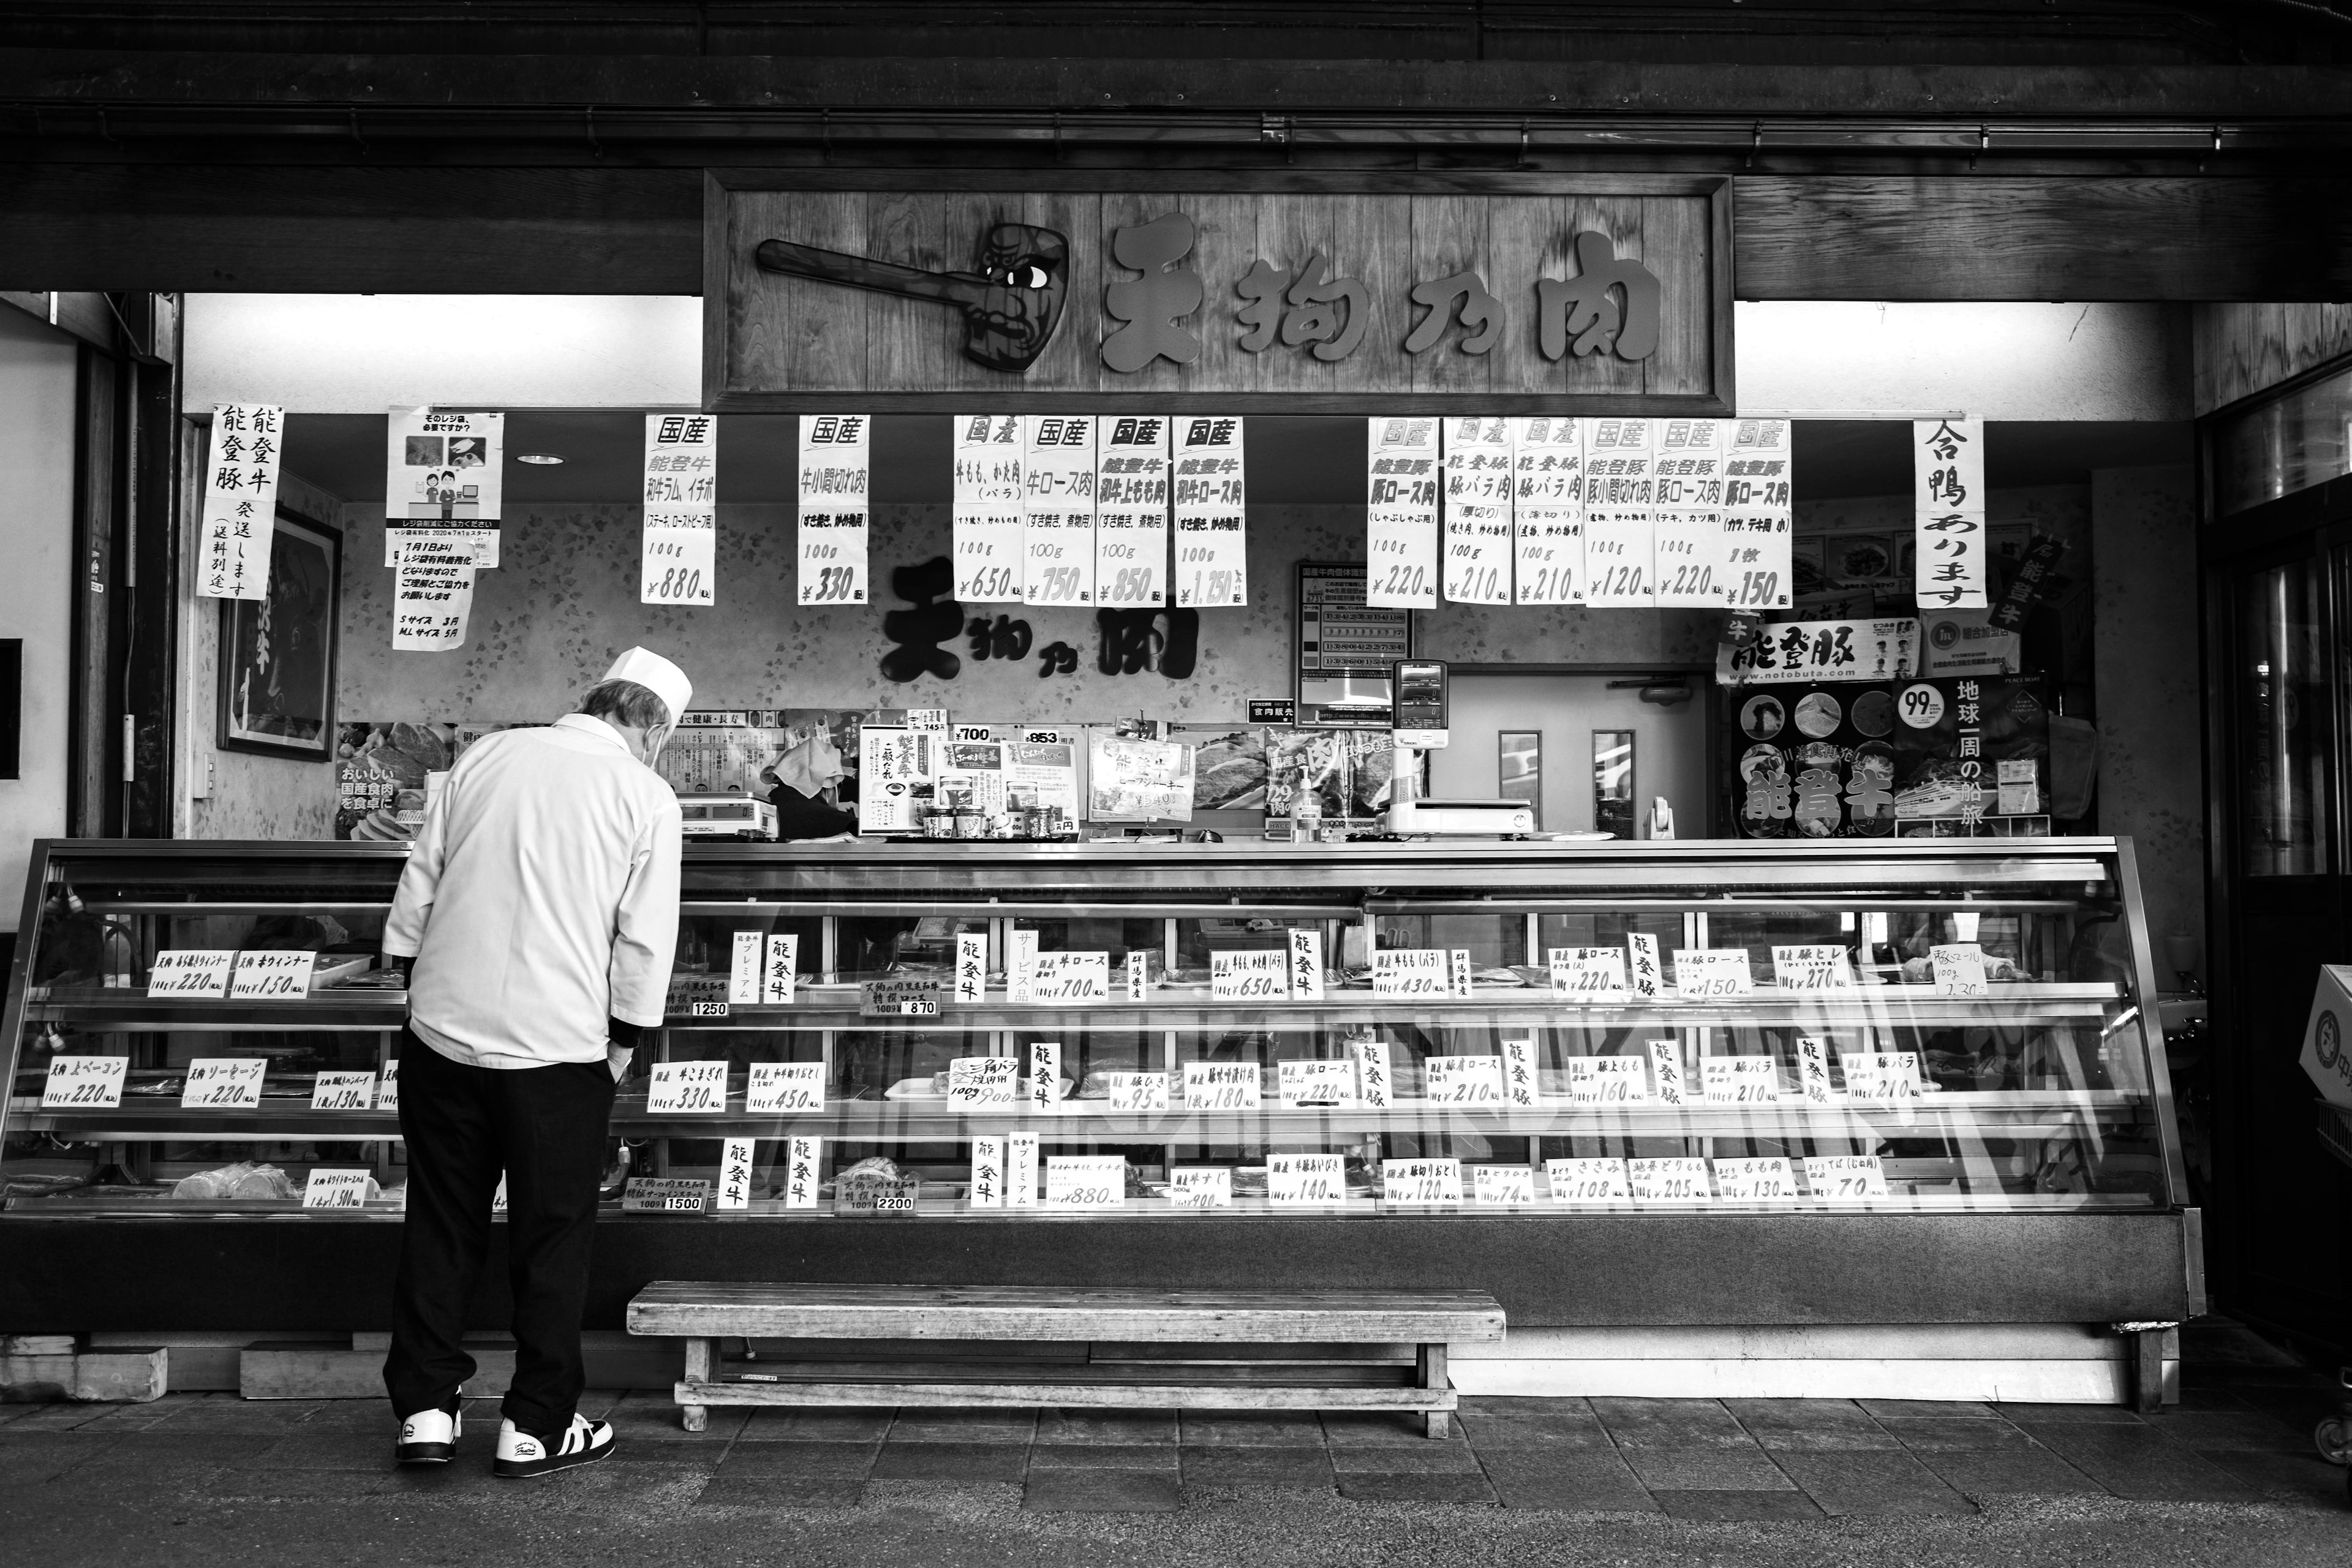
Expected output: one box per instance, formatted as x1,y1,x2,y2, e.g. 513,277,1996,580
1713,1156,1798,1202
1674,949,1754,999
1007,1131,1040,1209
1500,1038,1542,1107
1029,951,1110,1005
1424,1054,1506,1106
954,932,989,1004
728,932,763,1005
148,950,235,998
1841,1050,1923,1101
1549,946,1629,1002
1383,1158,1463,1204
1645,1040,1687,1106
948,1056,1019,1107
311,1071,376,1111
622,1177,709,1214
1183,1061,1261,1110
762,933,798,1005
1349,1038,1393,1108
1547,1158,1633,1203
1792,1036,1840,1104
1567,1055,1649,1105
1929,943,1990,998
781,1136,821,1208
42,1056,127,1110
1103,1071,1170,1114
1278,1058,1356,1107
302,1168,374,1209
1212,949,1289,1002
647,1060,729,1114
1700,1055,1780,1105
182,1058,266,1109
377,1059,400,1113
1629,1156,1713,1202
968,1135,1007,1208
1169,1167,1232,1208
745,1061,825,1114
229,951,314,1000
1287,929,1325,1000
1626,933,1664,998
1804,1154,1891,1199
1046,1155,1126,1209
1267,1152,1347,1205
1028,1042,1062,1109
1373,948,1450,998
1472,1165,1537,1205
1773,945,1856,992
716,1137,756,1210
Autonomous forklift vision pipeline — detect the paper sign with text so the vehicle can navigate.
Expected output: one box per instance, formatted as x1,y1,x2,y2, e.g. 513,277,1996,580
1550,946,1629,1002
1583,418,1655,606
1567,1055,1649,1106
643,412,718,606
311,1071,376,1111
948,1056,1019,1108
1713,1156,1799,1202
1842,1050,1924,1101
378,1060,400,1113
647,1060,730,1114
1023,413,1096,607
1173,415,1247,608
1442,415,1514,606
1028,951,1110,1005
969,1136,1008,1208
1472,1165,1537,1205
797,412,869,608
42,1056,127,1110
1007,1131,1040,1208
717,1137,756,1210
1793,1036,1841,1105
1029,1041,1062,1109
955,931,989,1004
1212,948,1289,1002
1627,933,1663,997
1773,945,1856,992
1806,1154,1891,1198
1383,1158,1463,1204
1700,1055,1780,1105
1095,413,1169,607
1646,1039,1687,1106
1169,1167,1232,1208
1930,944,1990,997
1675,949,1754,999
198,403,284,600
1046,1155,1126,1209
745,1062,824,1114
1629,1156,1713,1202
302,1169,374,1209
1548,1158,1633,1202
954,413,1025,603
1278,1058,1357,1107
1501,1038,1542,1107
181,1058,266,1109
148,951,235,999
1366,415,1441,608
1104,1071,1171,1114
763,933,798,1005
1183,1061,1261,1110
1287,929,1325,1000
228,951,313,1001
1373,948,1450,999
1350,1038,1393,1108
781,1136,821,1208
1511,414,1585,605
1424,1054,1506,1106
729,932,763,1005
1268,1152,1348,1205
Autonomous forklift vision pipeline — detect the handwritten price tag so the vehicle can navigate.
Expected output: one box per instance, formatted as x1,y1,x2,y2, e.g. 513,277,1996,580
1629,1156,1713,1202
148,951,235,998
181,1058,266,1109
378,1059,401,1112
1773,944,1856,992
1182,1060,1261,1110
1567,1055,1649,1105
745,1061,825,1114
1212,949,1289,1002
1700,1055,1781,1104
728,932,763,1004
647,1060,730,1114
1267,1152,1347,1205
1471,1165,1537,1205
1103,1071,1170,1113
1169,1167,1232,1208
948,1056,1018,1107
1930,943,1989,998
1547,1158,1632,1202
1383,1158,1463,1203
311,1071,376,1111
1713,1156,1798,1201
301,1168,374,1209
1804,1153,1891,1199
622,1177,710,1214
1841,1050,1923,1101
1046,1155,1126,1209
229,951,314,1000
42,1056,127,1109
1549,947,1629,1002
1029,951,1110,1005
1674,949,1754,999
861,979,941,1017
1006,1131,1039,1208
1423,1055,1506,1106
1373,948,1450,998
1278,1058,1357,1107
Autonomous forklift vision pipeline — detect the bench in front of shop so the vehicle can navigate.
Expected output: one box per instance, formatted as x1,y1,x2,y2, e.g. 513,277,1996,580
625,1283,1506,1438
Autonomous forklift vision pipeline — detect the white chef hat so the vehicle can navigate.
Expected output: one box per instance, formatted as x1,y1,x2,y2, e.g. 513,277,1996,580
601,646,693,726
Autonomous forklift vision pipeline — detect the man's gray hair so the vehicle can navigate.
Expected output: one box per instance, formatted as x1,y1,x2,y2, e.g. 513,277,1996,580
578,679,673,730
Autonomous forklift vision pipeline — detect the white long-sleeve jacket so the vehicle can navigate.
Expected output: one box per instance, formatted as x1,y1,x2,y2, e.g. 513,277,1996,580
384,713,682,1069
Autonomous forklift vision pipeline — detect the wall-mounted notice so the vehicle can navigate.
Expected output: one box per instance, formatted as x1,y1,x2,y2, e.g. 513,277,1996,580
386,409,503,564
1172,416,1248,608
641,413,718,607
1095,415,1170,607
1023,414,1096,607
1914,417,1988,609
797,413,869,608
1722,418,1793,611
1652,417,1724,608
391,538,477,652
1583,418,1655,606
1366,416,1440,609
198,404,283,601
1510,415,1583,606
1441,417,1513,605
953,413,1025,603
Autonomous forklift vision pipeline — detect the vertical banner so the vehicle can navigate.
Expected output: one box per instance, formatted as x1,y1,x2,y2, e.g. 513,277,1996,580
391,538,477,652
641,413,717,607
796,413,870,607
1511,415,1583,606
386,409,504,567
1172,415,1248,608
1914,418,1988,609
1095,415,1170,608
1366,416,1441,609
1023,414,1096,607
954,413,1025,603
1652,418,1724,607
1722,418,1794,612
1441,416,1513,606
1582,418,1656,607
198,404,283,601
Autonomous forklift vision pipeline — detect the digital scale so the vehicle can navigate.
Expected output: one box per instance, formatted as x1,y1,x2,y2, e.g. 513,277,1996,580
1385,798,1537,837
676,793,778,840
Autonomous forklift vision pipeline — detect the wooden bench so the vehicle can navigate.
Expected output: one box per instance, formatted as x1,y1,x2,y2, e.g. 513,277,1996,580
626,1283,1505,1438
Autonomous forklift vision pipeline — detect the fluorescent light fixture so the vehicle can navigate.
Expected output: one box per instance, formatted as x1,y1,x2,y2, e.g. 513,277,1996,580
517,453,565,465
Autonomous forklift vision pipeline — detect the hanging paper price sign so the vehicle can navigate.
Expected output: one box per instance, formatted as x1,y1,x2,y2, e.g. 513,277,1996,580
954,413,1025,603
1652,417,1725,608
1095,415,1170,607
797,412,869,607
198,403,283,601
643,412,718,606
1441,416,1513,605
1582,418,1655,606
1023,414,1097,606
1510,414,1585,605
1722,417,1792,611
1172,415,1247,608
1365,416,1440,609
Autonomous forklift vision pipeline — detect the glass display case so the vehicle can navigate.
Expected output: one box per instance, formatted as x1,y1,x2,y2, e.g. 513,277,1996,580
2,837,2187,1226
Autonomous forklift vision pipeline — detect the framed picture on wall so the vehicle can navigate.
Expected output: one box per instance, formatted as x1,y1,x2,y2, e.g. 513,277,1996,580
217,506,341,761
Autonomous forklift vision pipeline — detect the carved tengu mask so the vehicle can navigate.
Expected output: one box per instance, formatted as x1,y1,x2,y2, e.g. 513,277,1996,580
755,222,1069,374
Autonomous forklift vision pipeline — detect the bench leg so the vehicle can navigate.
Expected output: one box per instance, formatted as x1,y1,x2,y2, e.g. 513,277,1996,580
681,1337,711,1433
1419,1343,1450,1439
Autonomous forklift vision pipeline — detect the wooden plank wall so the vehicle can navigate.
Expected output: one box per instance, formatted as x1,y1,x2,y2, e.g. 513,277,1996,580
2192,303,2352,415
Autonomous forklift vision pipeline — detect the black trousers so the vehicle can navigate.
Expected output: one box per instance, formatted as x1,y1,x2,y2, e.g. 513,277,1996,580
383,1027,616,1434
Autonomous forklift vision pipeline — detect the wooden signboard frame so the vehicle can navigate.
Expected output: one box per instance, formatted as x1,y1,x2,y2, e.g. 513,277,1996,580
705,170,1733,415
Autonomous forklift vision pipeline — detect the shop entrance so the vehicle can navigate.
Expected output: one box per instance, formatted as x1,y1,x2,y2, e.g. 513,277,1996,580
1430,669,1711,838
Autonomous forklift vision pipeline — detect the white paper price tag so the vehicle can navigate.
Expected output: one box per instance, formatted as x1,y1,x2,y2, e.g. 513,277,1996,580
728,932,763,1004
1700,1055,1781,1105
1472,1165,1537,1205
1046,1155,1126,1209
1212,949,1289,1002
1383,1158,1463,1204
1278,1058,1357,1107
229,951,314,1000
1793,1037,1841,1105
181,1058,265,1109
1028,951,1110,1005
1548,946,1629,1002
1547,1158,1632,1202
1566,1055,1649,1106
1267,1152,1348,1206
1349,1038,1392,1108
955,931,988,1004
1028,1042,1062,1109
745,1061,825,1114
148,951,235,999
1626,933,1663,998
763,933,799,1005
1182,1060,1260,1110
377,1060,400,1113
1675,949,1754,999
1006,1132,1039,1209
1842,1050,1924,1101
1629,1156,1713,1202
1500,1038,1542,1107
969,1135,1008,1208
42,1056,127,1110
1773,944,1856,992
1645,1039,1687,1106
1287,929,1325,1000
716,1137,757,1210
302,1168,374,1209
311,1071,376,1111
1930,943,1990,998
1713,1156,1799,1202
1805,1153,1891,1199
1423,1054,1506,1106
647,1060,730,1114
948,1056,1019,1107
1373,948,1450,998
1103,1071,1170,1114
1169,1167,1232,1208
781,1136,821,1208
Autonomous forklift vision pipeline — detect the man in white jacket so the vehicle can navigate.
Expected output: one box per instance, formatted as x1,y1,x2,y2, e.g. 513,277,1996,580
380,647,688,1478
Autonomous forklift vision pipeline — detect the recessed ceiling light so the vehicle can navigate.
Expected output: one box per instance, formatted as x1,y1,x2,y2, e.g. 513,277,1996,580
518,453,564,466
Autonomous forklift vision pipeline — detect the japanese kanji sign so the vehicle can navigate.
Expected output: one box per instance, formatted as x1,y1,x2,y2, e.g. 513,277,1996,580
198,404,283,601
1366,417,1440,609
797,413,869,607
1510,416,1584,606
1651,417,1724,608
1913,418,1988,610
385,409,503,567
953,413,1024,603
1719,617,1920,686
1582,418,1656,607
643,413,717,607
1023,414,1096,606
1172,415,1246,608
1722,418,1793,611
1095,415,1170,607
1442,417,1513,606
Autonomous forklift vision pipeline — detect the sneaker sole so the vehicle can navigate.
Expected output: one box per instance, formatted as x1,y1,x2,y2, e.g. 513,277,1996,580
394,1443,454,1465
493,1439,615,1479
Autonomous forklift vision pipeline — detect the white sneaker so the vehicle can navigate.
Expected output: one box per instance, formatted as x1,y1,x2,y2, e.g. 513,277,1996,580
493,1414,615,1479
394,1404,461,1465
